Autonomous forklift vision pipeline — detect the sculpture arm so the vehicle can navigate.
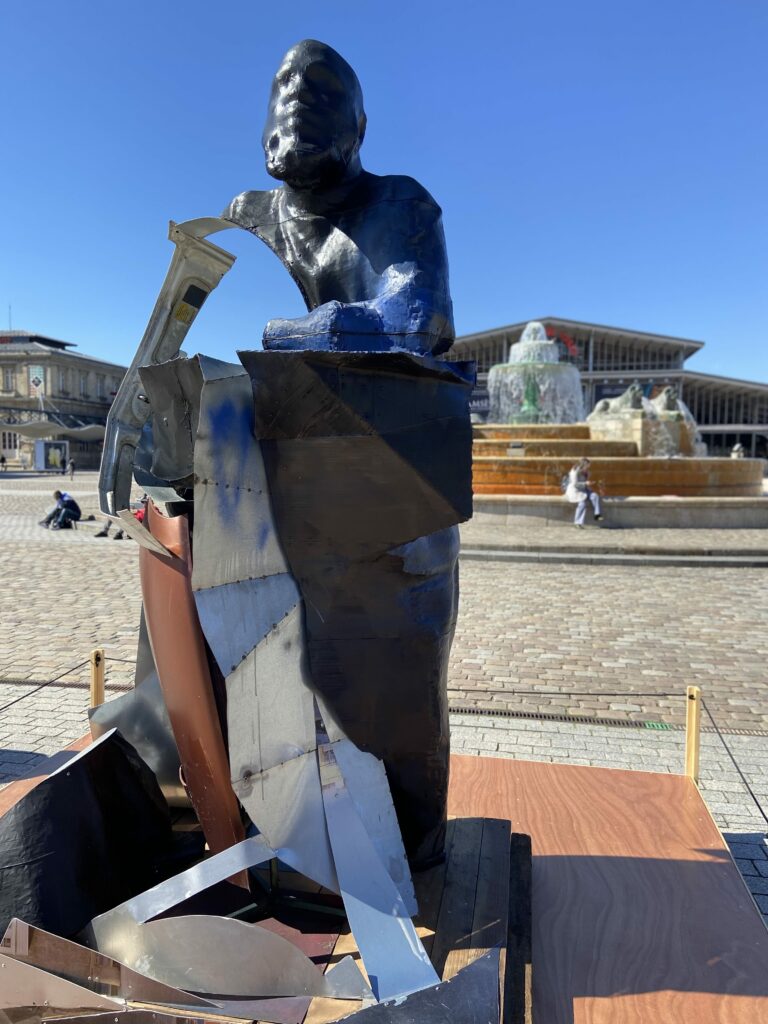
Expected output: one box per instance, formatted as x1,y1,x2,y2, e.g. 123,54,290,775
263,259,453,355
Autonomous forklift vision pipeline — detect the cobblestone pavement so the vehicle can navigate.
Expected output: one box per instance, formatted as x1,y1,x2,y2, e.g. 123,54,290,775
452,712,768,927
1,472,767,924
451,559,768,729
0,472,141,767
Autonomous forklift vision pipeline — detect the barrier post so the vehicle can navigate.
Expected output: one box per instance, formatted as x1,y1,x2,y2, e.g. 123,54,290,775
89,648,105,708
685,685,701,784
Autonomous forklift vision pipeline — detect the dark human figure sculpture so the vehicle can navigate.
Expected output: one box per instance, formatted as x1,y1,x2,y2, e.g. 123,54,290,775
94,39,472,873
220,40,470,868
223,39,454,356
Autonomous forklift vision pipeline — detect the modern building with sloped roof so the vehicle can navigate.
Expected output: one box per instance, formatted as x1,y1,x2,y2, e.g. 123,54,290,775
448,317,768,457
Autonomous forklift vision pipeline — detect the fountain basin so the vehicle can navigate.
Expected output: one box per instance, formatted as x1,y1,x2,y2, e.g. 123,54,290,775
473,455,766,497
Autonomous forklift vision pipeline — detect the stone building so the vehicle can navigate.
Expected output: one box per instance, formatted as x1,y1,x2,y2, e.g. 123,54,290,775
0,331,126,468
448,317,768,457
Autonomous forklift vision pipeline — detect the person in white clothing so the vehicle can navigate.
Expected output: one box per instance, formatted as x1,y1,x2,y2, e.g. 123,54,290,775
565,457,603,528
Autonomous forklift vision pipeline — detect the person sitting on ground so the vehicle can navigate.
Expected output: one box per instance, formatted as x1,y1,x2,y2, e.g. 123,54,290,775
39,490,82,530
565,457,603,529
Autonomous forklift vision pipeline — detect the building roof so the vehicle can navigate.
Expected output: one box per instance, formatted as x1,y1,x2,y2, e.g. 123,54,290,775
679,369,768,394
454,317,705,354
0,331,74,350
0,332,126,372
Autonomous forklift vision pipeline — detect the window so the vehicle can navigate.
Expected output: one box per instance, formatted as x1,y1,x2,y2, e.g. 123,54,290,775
96,374,105,399
2,367,14,392
80,373,89,398
58,368,68,393
1,430,18,451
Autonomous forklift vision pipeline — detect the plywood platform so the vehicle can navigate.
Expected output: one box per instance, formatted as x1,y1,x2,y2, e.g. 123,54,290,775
449,755,768,1023
4,745,768,1021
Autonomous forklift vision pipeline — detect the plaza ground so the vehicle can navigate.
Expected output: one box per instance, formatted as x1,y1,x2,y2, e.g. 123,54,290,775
1,471,766,923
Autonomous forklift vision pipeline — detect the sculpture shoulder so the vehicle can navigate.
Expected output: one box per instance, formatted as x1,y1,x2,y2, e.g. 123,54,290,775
221,189,280,228
367,173,443,214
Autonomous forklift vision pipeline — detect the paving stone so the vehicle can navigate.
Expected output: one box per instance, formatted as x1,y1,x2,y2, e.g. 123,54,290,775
451,558,768,730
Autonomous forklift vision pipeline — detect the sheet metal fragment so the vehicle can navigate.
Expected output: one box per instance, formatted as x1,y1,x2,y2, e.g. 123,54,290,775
233,752,338,895
89,915,370,1000
331,740,417,917
190,368,286,591
318,744,439,1002
226,604,316,781
0,920,215,1010
47,1001,311,1024
0,951,122,1013
138,357,203,488
115,509,173,555
91,836,274,945
194,574,300,676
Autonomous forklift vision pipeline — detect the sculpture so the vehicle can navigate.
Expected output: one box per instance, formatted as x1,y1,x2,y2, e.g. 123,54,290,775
588,382,706,456
1,42,497,1021
224,39,454,357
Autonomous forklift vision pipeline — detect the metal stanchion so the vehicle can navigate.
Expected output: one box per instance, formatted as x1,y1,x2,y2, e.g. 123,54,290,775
684,685,701,784
89,648,105,708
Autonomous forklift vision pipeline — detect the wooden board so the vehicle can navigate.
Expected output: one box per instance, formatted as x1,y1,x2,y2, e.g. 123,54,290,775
448,755,768,1024
305,816,517,1024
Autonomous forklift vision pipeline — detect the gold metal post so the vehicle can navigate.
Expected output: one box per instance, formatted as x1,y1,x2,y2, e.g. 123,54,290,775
89,648,105,708
684,685,701,784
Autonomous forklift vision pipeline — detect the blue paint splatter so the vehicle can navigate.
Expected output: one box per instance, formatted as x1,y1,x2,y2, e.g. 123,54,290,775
207,397,254,523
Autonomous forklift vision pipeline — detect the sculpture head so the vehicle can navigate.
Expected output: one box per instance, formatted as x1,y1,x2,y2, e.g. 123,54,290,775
263,39,367,191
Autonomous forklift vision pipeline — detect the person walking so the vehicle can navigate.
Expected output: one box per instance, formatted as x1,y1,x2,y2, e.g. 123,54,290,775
565,457,603,528
0,455,6,472
67,457,76,480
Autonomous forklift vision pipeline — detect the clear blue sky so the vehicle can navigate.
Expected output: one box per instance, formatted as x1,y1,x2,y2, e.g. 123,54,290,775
2,0,766,380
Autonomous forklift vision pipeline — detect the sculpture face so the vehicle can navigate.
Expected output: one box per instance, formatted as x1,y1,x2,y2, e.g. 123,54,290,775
263,39,366,190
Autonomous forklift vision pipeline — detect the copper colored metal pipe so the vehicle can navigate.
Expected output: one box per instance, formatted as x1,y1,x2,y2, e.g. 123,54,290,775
140,501,247,885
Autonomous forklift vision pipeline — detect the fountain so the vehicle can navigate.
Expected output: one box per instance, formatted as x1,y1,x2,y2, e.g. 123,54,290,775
472,371,766,522
487,321,585,424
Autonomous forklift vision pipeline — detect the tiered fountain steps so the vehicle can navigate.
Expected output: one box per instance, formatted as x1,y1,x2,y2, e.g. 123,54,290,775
473,439,638,458
471,422,767,513
473,454,765,497
475,423,590,440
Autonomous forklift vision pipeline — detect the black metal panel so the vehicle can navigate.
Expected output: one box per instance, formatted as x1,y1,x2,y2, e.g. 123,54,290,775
341,950,500,1024
0,732,174,938
239,349,473,867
